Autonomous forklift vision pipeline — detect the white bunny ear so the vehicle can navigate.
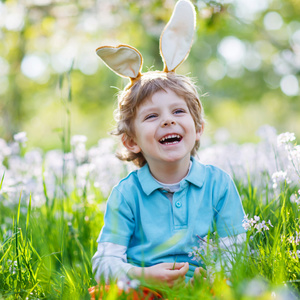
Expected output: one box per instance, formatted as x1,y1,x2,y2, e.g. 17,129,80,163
96,45,143,80
160,0,196,72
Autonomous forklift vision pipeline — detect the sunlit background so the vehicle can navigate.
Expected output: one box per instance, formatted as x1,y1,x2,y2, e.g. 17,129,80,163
0,0,299,150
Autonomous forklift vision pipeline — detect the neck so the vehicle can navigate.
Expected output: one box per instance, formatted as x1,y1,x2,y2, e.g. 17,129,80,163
148,157,191,184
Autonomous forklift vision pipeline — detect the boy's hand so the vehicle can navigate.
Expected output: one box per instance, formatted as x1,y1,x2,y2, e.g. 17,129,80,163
189,267,207,286
128,262,189,287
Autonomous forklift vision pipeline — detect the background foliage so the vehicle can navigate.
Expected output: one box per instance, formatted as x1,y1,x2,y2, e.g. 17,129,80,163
1,1,300,298
0,0,300,150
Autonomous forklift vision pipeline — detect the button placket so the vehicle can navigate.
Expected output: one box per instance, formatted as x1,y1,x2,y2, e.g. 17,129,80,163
172,189,188,229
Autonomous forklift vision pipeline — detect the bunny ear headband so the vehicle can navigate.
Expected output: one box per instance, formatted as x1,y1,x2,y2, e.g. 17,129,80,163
96,0,196,89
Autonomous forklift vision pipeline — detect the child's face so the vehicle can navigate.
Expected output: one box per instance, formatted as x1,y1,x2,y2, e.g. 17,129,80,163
124,88,202,168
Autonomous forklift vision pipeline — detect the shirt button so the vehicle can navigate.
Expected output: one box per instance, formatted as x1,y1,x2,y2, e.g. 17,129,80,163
175,201,182,208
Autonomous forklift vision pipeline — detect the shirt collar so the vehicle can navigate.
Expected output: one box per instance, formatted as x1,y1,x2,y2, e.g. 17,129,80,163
185,156,206,188
137,157,206,196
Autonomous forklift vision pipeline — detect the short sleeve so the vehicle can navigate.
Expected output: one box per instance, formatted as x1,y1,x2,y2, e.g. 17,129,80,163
97,187,135,246
214,174,246,238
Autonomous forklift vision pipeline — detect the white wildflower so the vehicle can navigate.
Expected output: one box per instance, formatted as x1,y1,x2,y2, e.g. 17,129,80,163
243,215,273,234
289,250,300,259
289,145,300,161
13,131,27,144
290,193,300,204
256,125,277,143
242,215,252,231
0,139,11,158
73,143,87,164
272,171,289,189
188,235,219,264
129,279,140,289
8,260,18,274
71,135,88,164
254,223,264,232
287,232,300,245
117,278,140,292
277,132,296,147
296,231,300,245
71,135,87,146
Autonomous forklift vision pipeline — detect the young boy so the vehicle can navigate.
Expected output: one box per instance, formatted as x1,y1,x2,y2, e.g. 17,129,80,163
92,0,246,289
92,71,246,287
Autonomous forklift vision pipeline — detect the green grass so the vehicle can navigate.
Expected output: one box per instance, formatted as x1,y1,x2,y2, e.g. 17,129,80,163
1,175,300,299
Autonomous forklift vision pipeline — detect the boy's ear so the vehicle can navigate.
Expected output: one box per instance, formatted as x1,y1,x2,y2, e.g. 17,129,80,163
195,124,204,141
122,134,141,154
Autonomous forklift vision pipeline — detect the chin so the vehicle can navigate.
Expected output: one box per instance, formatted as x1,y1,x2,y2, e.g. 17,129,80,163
162,154,190,163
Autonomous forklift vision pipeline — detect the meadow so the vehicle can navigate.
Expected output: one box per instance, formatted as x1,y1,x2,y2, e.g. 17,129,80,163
0,126,300,299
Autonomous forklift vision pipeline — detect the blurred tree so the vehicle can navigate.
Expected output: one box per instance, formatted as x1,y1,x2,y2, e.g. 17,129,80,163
0,0,299,149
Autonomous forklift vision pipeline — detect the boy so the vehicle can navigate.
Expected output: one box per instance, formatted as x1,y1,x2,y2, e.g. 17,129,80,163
92,72,246,286
92,0,246,289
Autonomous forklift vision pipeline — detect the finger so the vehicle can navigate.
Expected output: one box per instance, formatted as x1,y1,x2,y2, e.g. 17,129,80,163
166,264,189,280
198,267,207,277
174,262,189,276
159,262,176,269
171,262,187,270
195,267,206,277
194,267,200,277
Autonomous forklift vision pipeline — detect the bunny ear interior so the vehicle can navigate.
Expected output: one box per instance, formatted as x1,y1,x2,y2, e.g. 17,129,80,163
160,0,196,72
96,45,143,79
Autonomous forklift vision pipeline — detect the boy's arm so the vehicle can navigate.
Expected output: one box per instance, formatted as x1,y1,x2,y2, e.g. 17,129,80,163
92,242,189,287
92,242,134,283
214,173,247,237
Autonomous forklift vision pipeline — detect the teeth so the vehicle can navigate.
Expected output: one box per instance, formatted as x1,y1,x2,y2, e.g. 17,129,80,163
159,134,181,142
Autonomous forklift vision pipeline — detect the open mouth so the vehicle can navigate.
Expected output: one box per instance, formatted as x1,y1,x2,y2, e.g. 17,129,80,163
159,134,182,145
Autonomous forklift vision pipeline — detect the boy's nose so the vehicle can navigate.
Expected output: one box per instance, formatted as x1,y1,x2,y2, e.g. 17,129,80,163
162,119,176,127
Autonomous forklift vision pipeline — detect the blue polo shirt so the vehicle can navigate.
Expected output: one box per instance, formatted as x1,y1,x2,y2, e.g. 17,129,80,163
98,157,246,279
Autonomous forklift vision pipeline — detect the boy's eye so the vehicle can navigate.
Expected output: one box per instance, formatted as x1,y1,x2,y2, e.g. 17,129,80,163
174,109,185,114
144,114,157,120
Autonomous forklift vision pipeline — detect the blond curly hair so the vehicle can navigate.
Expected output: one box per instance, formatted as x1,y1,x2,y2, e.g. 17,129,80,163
112,71,205,167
